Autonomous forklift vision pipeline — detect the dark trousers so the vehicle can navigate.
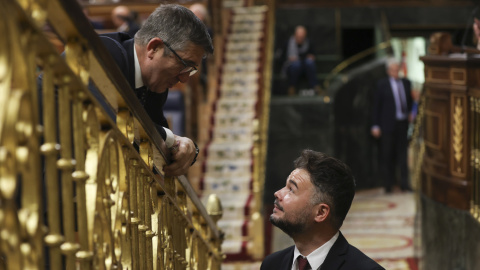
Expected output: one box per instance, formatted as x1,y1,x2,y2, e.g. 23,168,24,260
380,120,410,191
286,58,318,88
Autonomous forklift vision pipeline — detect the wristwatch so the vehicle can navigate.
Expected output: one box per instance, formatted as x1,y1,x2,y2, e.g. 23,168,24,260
191,142,199,166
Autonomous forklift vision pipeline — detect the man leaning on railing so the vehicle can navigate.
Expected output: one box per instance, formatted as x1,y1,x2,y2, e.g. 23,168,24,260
100,4,213,176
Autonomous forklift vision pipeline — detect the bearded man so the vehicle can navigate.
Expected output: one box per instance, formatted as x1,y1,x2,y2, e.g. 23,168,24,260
261,150,384,270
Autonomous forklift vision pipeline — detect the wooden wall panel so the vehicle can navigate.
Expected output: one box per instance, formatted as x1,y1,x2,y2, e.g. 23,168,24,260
421,52,480,210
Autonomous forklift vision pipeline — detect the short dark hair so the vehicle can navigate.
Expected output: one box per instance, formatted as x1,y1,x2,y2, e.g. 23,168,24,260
134,4,213,57
294,150,355,229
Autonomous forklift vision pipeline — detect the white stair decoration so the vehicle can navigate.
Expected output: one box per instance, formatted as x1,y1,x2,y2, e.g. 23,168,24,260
202,5,268,259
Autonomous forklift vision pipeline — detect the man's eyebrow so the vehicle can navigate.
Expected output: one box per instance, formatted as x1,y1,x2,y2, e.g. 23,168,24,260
289,179,298,189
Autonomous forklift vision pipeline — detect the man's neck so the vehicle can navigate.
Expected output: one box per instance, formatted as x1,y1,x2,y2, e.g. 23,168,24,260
293,227,338,256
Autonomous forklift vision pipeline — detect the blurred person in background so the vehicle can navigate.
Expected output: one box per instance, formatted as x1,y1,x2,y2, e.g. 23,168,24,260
285,25,320,96
111,5,140,37
371,58,413,193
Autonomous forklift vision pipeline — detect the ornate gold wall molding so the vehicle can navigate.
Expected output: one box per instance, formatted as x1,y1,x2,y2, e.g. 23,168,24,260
451,96,466,177
471,97,480,222
453,98,463,164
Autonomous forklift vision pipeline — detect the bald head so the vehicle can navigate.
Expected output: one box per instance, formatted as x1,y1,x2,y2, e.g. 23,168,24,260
295,25,307,44
112,5,132,28
189,3,208,22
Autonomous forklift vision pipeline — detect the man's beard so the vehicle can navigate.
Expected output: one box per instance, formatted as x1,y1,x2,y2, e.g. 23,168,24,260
270,206,311,238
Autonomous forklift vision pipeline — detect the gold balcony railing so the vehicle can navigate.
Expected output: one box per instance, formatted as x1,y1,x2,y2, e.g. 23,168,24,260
0,0,223,269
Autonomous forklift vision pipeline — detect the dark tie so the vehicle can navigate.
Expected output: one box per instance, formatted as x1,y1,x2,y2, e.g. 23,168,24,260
396,80,407,114
297,256,310,270
135,86,148,106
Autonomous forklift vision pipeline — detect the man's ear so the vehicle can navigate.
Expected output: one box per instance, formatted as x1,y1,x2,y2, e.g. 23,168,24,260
314,203,330,223
146,38,163,58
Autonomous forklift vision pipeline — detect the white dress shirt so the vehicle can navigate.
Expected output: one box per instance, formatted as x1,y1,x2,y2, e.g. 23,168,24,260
291,231,340,270
133,45,175,147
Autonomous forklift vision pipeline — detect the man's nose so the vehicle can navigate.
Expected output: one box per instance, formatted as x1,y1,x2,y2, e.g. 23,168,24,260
274,188,285,200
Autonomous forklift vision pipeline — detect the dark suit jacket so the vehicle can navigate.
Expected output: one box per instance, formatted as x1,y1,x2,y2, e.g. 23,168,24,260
372,77,413,134
99,32,169,140
261,232,384,270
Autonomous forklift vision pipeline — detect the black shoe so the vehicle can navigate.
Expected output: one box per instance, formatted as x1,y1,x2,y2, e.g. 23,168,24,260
401,186,413,192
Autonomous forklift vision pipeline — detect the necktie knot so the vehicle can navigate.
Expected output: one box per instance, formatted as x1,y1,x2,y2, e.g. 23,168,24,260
297,256,310,270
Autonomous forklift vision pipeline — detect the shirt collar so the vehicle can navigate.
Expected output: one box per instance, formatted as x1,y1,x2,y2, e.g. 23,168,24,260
389,76,400,83
292,231,340,270
133,45,143,89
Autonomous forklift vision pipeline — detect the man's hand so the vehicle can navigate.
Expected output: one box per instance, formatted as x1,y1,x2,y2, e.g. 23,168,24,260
163,135,196,176
288,56,298,62
371,127,381,138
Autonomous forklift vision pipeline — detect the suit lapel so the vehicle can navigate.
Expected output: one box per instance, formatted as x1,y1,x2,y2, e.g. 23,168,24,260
385,79,396,104
122,39,136,88
320,232,348,270
283,246,295,270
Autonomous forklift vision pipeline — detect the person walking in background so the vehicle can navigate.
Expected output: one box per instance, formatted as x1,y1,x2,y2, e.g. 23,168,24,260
285,25,320,96
371,58,413,193
261,150,384,270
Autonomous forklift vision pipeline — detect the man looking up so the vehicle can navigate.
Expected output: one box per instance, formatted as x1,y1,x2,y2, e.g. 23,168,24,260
261,150,384,270
100,4,213,176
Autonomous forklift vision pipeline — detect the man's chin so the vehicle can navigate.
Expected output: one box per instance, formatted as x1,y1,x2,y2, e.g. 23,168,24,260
269,214,279,225
269,215,285,229
270,216,304,237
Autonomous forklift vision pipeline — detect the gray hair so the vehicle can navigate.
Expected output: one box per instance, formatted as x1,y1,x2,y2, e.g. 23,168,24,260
385,57,399,71
134,4,213,57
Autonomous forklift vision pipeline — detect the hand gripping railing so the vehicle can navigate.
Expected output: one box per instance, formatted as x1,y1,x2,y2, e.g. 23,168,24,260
0,0,223,269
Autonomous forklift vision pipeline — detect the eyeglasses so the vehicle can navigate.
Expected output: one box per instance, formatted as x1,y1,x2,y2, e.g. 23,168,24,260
163,42,198,76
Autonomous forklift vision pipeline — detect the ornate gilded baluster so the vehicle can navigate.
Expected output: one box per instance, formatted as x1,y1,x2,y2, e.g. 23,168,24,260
72,95,93,270
172,208,179,269
129,159,140,270
79,105,101,268
1,89,44,269
116,146,131,269
138,141,152,270
159,198,167,270
66,38,91,268
145,176,154,270
137,168,147,270
164,199,174,270
0,3,45,268
40,62,63,269
57,82,80,268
